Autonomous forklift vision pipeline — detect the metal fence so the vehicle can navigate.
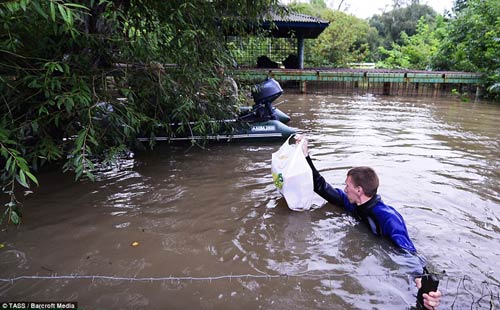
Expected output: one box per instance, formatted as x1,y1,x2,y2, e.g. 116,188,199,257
234,69,483,98
228,36,297,68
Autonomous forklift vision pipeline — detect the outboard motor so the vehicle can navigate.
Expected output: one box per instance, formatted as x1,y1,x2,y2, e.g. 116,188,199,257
251,78,283,121
249,78,283,122
252,77,283,104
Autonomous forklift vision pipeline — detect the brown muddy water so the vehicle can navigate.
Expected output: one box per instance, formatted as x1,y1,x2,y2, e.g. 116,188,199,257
1,94,499,310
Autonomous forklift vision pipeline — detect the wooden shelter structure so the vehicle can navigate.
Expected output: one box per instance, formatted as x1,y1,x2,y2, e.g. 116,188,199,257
227,8,329,69
259,9,329,69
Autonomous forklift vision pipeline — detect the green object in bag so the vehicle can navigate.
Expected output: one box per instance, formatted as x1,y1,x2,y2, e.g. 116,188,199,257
272,172,284,189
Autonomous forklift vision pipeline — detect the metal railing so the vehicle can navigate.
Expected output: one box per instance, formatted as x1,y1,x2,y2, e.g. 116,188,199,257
234,68,484,97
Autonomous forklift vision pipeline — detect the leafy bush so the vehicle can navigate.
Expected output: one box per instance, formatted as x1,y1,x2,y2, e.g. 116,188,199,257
0,0,277,224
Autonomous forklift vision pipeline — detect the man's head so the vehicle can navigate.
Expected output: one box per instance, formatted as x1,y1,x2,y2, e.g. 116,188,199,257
344,166,379,205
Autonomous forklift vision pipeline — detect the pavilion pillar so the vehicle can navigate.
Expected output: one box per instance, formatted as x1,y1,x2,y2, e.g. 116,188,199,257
297,32,306,93
297,32,304,69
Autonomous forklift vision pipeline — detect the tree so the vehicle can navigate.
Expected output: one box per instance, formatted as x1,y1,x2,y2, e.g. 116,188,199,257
289,3,376,66
431,0,500,98
452,0,469,13
369,3,437,51
288,0,326,17
377,16,445,69
310,0,327,10
310,10,373,66
0,0,279,224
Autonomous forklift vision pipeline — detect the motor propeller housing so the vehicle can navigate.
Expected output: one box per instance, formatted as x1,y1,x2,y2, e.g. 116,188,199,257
251,78,283,105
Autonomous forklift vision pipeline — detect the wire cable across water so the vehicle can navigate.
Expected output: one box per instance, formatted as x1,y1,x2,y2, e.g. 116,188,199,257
1,270,434,283
1,272,499,308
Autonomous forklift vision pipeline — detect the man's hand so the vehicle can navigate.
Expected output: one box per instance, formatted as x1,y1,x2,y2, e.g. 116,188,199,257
294,134,309,156
415,277,443,309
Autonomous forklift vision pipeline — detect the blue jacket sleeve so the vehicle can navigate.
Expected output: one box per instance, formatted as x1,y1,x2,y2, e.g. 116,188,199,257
305,156,356,214
376,208,418,254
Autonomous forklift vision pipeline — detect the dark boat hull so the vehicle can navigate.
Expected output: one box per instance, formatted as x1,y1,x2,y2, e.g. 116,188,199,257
137,119,296,142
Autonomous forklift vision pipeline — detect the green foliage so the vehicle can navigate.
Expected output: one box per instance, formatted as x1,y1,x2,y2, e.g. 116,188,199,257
1,126,37,225
288,0,326,17
369,3,437,53
0,0,278,224
431,0,500,99
310,10,373,66
289,3,376,67
377,16,445,69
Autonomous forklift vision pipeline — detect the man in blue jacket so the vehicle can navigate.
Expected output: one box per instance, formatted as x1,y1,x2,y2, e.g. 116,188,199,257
296,135,442,310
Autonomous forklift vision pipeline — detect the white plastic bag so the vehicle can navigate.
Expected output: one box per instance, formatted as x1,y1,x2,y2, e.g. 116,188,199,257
271,136,325,211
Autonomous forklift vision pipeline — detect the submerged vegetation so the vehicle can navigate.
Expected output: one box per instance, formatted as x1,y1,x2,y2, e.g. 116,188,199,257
0,0,499,224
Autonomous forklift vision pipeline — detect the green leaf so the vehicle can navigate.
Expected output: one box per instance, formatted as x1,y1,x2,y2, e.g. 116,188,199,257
85,170,96,182
50,1,56,21
28,78,41,88
38,106,49,116
5,157,13,173
32,1,48,19
20,0,27,11
65,3,89,10
25,171,39,186
15,156,29,171
58,4,68,23
88,134,99,147
17,170,29,188
54,63,64,72
66,8,74,26
65,97,74,113
75,130,86,147
10,210,20,225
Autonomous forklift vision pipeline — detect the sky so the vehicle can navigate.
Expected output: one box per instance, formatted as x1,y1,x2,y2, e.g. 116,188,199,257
281,0,455,19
